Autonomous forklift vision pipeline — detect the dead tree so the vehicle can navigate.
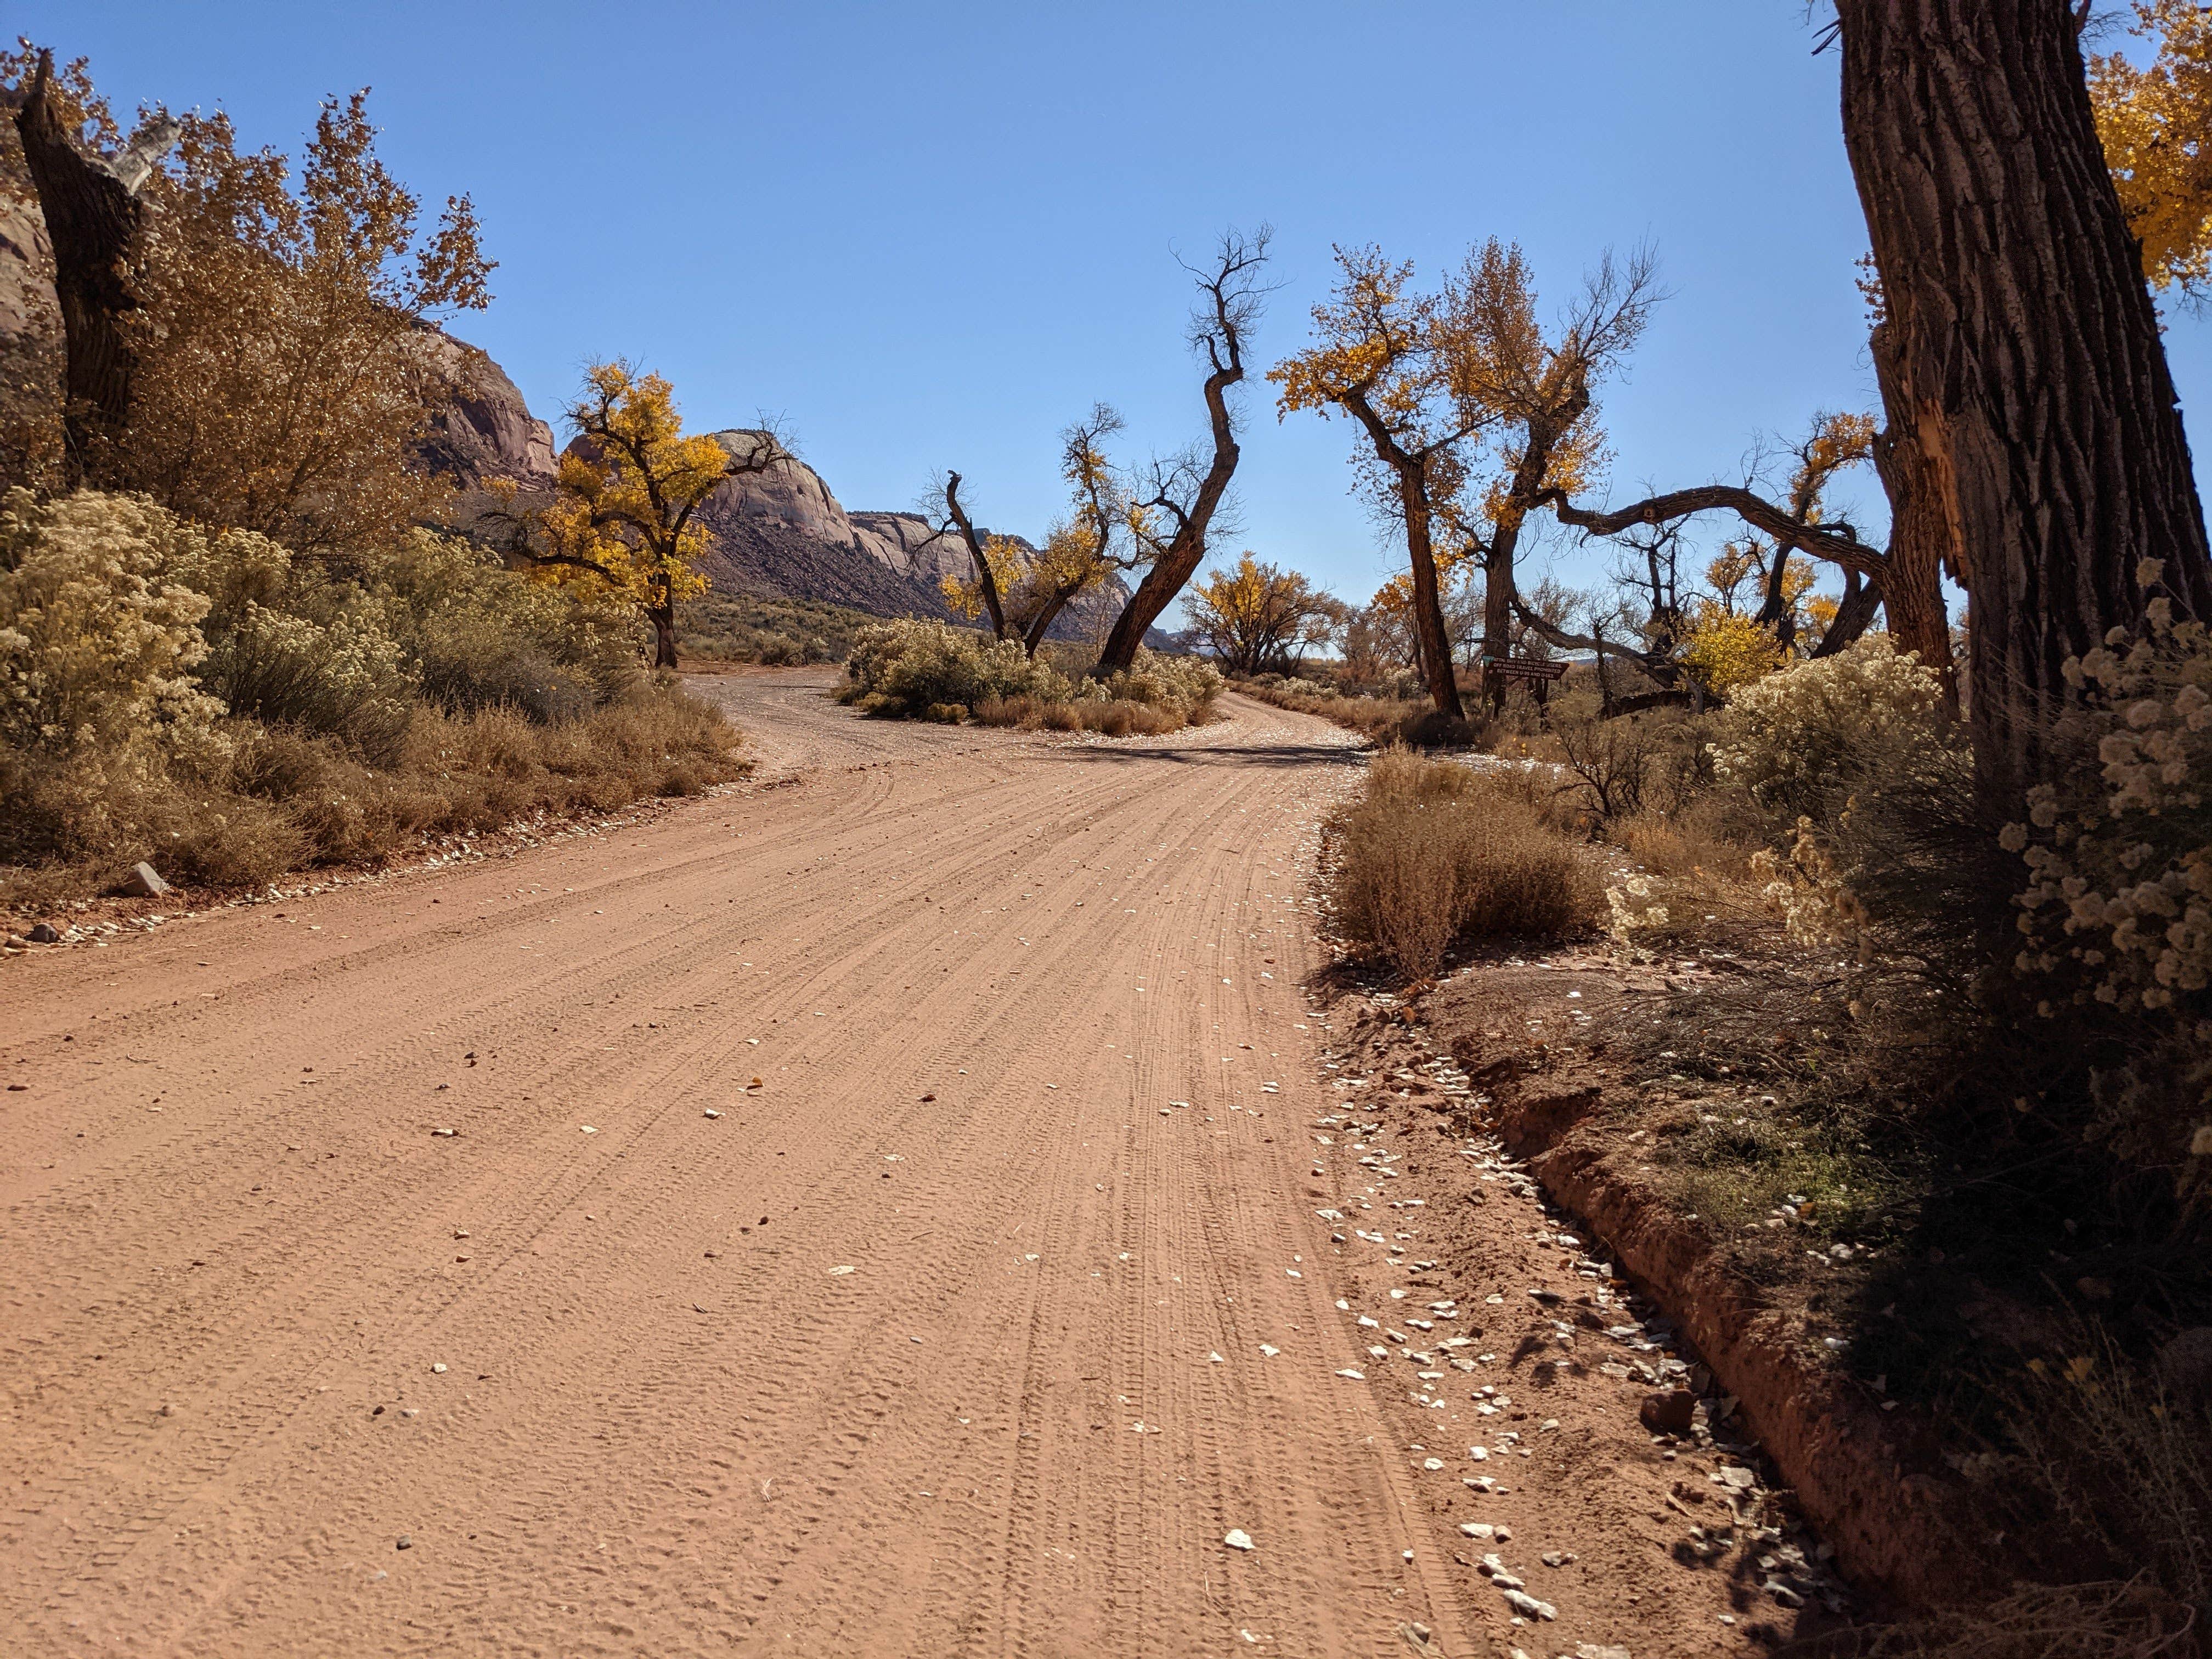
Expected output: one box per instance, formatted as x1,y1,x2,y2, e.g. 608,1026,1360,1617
940,472,1010,641
9,49,178,483
1094,228,1271,674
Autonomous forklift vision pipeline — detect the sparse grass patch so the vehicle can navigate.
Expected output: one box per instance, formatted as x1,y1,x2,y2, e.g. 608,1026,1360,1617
679,592,876,664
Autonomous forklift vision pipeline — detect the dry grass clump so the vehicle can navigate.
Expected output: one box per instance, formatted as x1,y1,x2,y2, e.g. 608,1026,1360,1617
1825,1351,2209,1656
1328,746,1601,978
1831,1580,2200,1659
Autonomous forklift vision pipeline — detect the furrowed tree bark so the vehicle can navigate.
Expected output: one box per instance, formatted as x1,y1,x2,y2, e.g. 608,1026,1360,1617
1865,312,1963,710
1837,0,2212,788
1093,364,1240,674
13,50,164,485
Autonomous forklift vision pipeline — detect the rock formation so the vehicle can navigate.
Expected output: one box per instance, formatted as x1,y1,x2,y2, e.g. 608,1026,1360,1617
0,123,63,486
412,328,557,493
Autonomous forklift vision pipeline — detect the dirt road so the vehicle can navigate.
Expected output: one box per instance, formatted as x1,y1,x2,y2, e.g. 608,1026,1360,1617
2,674,1507,1657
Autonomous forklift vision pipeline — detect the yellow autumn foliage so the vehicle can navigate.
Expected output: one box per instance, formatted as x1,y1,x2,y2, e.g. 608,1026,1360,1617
1682,609,1785,697
532,363,738,666
2091,0,2212,294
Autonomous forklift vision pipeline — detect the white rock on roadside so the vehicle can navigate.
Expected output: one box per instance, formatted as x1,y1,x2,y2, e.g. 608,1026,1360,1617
1500,1588,1556,1621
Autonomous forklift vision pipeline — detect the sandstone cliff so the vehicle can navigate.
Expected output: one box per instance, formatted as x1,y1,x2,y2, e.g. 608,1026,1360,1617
0,125,63,485
413,329,557,492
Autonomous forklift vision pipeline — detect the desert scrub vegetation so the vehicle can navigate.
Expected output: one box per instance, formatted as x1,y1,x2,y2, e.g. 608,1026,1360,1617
836,618,1220,733
1327,746,1602,978
1572,634,2212,1645
1233,670,1487,747
0,489,742,904
679,592,872,665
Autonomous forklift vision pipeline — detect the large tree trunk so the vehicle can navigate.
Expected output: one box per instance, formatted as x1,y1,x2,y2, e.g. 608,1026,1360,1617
1865,313,1962,713
13,51,150,484
1481,538,1515,713
650,599,678,670
1478,399,1581,712
1837,0,2212,789
1402,479,1465,719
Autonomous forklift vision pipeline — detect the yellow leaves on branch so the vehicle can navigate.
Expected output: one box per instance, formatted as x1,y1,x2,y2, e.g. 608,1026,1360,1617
1267,247,1425,423
1187,552,1344,674
537,362,730,618
942,535,1034,621
1271,238,1654,543
1682,610,1785,696
2091,0,2212,294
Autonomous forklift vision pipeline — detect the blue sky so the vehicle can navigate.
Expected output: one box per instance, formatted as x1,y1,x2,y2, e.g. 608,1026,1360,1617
24,1,2211,614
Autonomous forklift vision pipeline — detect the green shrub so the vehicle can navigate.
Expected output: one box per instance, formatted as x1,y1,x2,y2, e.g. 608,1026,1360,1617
0,489,744,902
206,599,415,763
842,619,1059,713
0,488,227,760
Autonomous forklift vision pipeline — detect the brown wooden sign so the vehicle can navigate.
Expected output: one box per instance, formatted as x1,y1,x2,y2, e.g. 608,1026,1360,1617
1481,656,1568,682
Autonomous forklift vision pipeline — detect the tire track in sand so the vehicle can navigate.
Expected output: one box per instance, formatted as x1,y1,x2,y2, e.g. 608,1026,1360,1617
1,672,1470,1658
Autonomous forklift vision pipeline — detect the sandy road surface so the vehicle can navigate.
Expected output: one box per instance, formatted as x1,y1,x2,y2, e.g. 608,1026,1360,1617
1,675,1489,1657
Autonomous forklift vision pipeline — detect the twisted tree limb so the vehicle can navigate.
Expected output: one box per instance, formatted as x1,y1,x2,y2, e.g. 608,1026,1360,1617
11,49,178,483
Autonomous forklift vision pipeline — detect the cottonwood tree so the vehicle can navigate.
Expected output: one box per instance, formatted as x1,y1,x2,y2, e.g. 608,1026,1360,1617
1833,0,2212,790
1186,553,1345,675
940,405,1132,657
515,362,785,669
5,49,492,549
1094,228,1272,674
934,471,1012,642
123,92,492,556
1438,240,1660,709
1272,246,1482,717
2090,0,2212,298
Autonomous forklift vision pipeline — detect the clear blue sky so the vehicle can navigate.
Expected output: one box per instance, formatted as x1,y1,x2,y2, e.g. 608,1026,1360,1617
24,1,2211,614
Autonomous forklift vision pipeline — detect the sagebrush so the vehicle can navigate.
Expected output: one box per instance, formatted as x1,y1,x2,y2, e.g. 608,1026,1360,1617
838,618,1220,731
1,488,741,901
